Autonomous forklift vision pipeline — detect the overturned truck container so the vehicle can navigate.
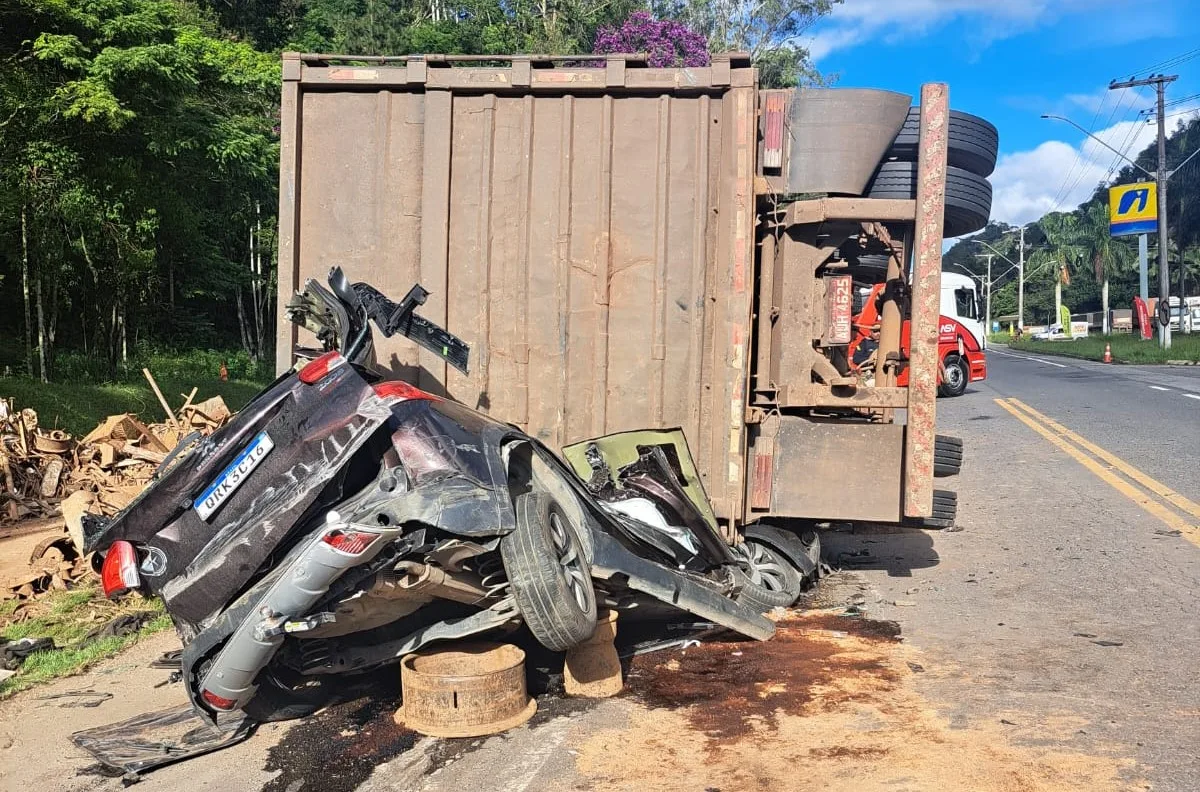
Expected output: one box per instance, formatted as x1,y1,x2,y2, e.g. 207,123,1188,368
277,52,988,536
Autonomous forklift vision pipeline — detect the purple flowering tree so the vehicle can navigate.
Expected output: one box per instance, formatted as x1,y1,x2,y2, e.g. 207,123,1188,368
593,12,710,68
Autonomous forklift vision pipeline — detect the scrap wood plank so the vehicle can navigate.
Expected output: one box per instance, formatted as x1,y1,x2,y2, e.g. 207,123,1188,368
142,368,181,432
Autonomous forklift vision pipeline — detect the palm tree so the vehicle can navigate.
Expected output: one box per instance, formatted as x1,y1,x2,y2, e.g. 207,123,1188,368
1078,201,1135,334
1032,212,1085,327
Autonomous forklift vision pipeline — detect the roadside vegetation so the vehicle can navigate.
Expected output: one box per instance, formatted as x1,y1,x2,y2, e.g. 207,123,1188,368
0,584,171,696
943,118,1200,328
1006,334,1200,364
1,350,270,435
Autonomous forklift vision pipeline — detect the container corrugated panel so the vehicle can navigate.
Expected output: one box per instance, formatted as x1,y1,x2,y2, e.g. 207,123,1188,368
276,54,758,523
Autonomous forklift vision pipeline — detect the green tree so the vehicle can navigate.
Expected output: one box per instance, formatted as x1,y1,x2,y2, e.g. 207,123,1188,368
1076,201,1135,332
0,0,279,377
1027,212,1084,326
653,0,840,87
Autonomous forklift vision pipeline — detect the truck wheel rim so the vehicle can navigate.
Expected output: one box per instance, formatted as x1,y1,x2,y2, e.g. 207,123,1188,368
549,511,590,612
946,363,965,390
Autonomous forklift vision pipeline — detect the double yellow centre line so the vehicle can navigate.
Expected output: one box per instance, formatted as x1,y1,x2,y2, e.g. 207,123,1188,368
995,398,1200,545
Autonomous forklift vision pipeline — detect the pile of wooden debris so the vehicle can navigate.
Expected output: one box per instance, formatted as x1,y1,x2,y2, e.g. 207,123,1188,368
1,374,232,599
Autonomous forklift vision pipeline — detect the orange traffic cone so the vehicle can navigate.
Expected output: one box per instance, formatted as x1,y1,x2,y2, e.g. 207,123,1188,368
1103,343,1112,364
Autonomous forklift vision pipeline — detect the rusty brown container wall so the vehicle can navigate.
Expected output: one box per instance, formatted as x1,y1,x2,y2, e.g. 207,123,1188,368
276,53,758,524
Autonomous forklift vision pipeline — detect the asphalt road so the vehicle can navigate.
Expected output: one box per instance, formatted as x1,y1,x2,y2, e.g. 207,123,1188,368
831,349,1200,791
983,347,1200,496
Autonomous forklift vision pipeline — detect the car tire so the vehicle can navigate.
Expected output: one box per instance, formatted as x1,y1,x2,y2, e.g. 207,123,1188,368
732,540,804,611
887,108,999,177
502,492,597,652
866,162,992,238
938,354,970,397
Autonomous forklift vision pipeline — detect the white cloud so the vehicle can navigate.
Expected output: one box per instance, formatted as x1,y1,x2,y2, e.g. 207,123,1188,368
988,107,1196,227
806,0,1117,60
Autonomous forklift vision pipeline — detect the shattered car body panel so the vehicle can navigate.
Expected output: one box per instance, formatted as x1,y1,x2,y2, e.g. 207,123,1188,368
385,398,520,539
91,271,777,727
89,365,394,629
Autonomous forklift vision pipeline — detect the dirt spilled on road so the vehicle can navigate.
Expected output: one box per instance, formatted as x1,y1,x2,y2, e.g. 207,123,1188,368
576,612,1136,792
625,613,901,743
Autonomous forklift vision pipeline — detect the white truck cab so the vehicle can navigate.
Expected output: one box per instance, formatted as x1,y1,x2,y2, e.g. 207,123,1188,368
940,272,985,350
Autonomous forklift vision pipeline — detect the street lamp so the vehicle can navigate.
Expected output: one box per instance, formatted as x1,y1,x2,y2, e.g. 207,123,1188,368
975,228,1028,328
1040,114,1156,178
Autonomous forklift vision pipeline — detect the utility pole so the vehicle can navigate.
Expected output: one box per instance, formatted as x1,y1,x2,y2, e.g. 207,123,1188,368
974,253,994,336
1110,72,1177,349
1017,225,1025,330
1139,234,1149,301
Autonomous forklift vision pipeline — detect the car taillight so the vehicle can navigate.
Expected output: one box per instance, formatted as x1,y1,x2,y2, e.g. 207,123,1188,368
372,381,440,402
299,350,346,384
101,540,141,599
201,689,238,711
321,529,379,556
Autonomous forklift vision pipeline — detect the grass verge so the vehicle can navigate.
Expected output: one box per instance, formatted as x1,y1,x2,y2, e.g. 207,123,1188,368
1006,333,1200,364
0,376,264,437
1,583,171,697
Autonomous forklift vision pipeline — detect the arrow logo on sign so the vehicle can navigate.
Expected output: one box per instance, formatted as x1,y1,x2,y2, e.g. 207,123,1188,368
1118,188,1149,215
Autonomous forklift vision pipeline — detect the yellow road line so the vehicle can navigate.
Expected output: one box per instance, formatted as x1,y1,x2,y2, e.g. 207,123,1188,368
1006,398,1200,521
994,398,1199,543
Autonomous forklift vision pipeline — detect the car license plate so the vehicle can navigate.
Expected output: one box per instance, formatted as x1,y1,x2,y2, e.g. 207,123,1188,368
195,432,274,520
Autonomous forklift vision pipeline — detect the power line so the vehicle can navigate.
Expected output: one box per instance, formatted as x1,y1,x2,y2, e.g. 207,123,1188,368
1058,87,1135,209
1121,47,1200,80
1046,84,1116,212
1162,92,1200,109
1103,104,1150,183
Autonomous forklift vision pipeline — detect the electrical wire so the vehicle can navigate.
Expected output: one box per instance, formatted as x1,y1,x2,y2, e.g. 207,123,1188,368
1046,84,1115,213
1103,106,1149,183
1121,46,1200,80
1057,88,1134,210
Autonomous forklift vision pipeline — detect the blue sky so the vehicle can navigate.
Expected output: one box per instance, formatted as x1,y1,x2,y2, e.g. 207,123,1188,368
804,0,1200,229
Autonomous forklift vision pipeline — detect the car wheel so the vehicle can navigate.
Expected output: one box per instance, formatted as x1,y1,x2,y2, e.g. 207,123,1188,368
502,492,597,651
938,354,970,397
732,540,803,611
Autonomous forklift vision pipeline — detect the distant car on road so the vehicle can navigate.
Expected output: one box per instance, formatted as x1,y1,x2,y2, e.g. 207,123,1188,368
1031,324,1082,341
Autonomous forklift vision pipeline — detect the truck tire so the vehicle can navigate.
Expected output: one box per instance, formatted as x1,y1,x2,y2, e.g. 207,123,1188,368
866,162,992,238
934,434,964,477
887,109,999,177
930,489,958,528
846,253,893,283
732,539,804,611
907,489,959,530
938,354,970,397
502,492,597,651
